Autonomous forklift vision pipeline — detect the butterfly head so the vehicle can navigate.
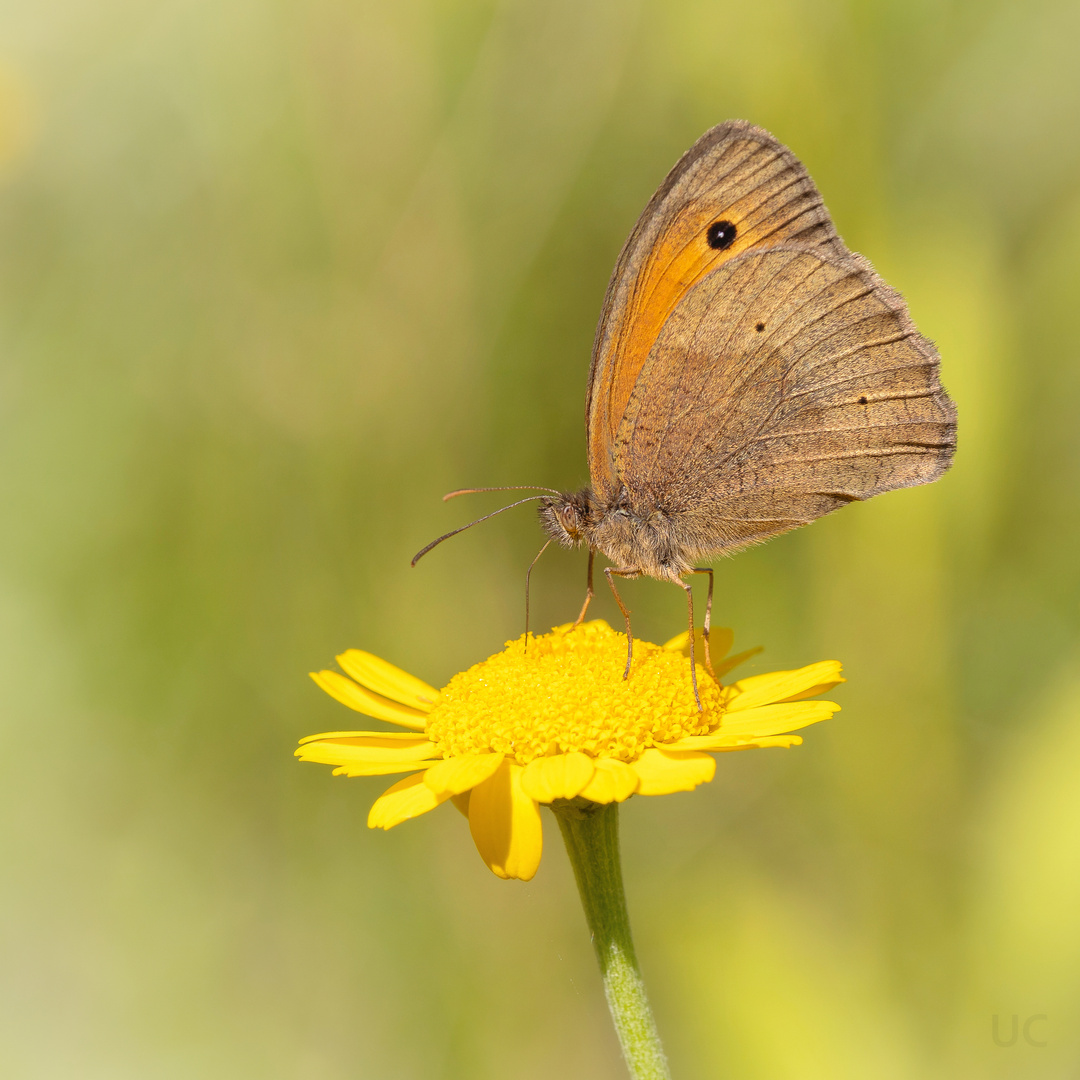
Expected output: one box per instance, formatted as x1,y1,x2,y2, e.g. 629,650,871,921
538,489,598,548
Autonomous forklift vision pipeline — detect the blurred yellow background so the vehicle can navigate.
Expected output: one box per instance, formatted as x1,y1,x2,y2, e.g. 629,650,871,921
2,0,1079,1076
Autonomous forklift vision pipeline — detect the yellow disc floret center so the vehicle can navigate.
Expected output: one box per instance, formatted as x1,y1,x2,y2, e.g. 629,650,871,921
424,621,721,764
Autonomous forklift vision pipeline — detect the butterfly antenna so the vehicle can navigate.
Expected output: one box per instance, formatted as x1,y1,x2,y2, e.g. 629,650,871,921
444,485,560,501
523,538,552,653
411,496,550,566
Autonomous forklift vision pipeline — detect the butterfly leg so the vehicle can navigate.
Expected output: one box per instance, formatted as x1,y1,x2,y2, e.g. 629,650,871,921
691,567,717,681
523,539,553,653
603,566,636,678
573,549,596,626
677,579,703,712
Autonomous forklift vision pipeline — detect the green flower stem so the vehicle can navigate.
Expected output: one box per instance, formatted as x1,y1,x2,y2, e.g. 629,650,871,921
554,801,671,1080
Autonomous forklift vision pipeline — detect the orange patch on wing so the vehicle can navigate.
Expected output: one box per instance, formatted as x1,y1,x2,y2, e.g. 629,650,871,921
590,219,765,487
601,199,796,456
584,125,836,493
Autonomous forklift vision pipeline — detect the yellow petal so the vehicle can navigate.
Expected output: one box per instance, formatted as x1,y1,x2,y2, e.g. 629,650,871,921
674,732,807,752
297,730,430,747
775,679,846,703
726,661,844,711
424,753,505,797
668,702,839,749
520,752,595,802
468,761,543,881
713,734,803,751
335,760,436,777
719,700,838,735
310,670,428,730
451,791,471,818
712,645,764,679
335,649,438,710
368,773,450,829
294,738,438,765
579,757,638,803
631,748,716,795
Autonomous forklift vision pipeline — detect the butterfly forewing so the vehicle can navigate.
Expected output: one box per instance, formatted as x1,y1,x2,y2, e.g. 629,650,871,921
586,121,845,499
613,245,956,555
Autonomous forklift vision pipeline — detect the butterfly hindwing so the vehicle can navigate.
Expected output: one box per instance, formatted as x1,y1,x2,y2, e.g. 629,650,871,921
612,244,956,555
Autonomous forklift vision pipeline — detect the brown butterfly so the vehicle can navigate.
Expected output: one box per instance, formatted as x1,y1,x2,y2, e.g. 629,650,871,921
417,121,957,705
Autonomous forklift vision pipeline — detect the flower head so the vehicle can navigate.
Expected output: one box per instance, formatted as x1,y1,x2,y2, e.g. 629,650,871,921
297,620,843,881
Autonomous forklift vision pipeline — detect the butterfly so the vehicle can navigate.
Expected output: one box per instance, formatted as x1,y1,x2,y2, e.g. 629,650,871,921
419,121,957,706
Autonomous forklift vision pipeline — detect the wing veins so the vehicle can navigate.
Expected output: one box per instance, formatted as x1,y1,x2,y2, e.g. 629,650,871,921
742,189,829,247
781,366,943,400
699,272,877,446
765,444,950,466
737,420,951,444
634,161,811,333
752,281,877,365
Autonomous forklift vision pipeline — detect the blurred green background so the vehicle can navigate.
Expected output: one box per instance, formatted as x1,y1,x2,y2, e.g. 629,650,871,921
2,0,1079,1076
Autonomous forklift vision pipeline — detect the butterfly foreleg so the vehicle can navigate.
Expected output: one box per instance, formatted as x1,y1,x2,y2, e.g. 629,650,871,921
574,549,596,627
603,566,637,679
691,567,717,681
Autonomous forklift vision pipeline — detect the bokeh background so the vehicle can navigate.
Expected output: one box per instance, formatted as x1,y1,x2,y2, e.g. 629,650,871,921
2,0,1079,1076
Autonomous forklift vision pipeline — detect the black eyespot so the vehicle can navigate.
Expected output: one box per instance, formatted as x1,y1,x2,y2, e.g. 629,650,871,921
755,322,765,332
858,396,868,405
706,220,737,250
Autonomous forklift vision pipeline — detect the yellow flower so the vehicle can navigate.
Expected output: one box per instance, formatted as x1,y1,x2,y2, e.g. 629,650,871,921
296,620,843,881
